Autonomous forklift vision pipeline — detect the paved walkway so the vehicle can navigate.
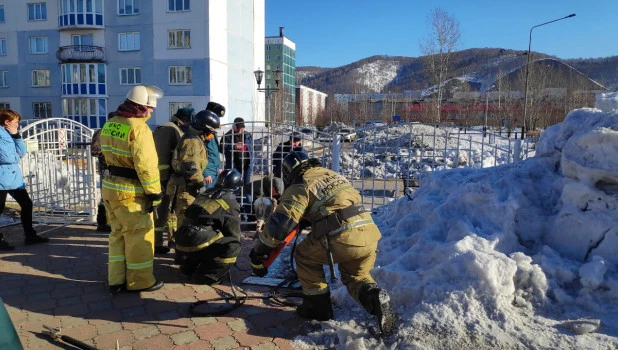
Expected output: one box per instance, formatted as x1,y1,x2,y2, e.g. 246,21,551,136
0,224,307,350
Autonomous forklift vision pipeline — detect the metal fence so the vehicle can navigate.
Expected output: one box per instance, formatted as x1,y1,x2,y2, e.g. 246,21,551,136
5,118,97,226
223,121,535,215
2,119,534,227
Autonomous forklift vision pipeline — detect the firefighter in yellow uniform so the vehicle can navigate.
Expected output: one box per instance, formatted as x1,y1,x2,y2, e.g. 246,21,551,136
166,110,220,262
101,85,164,295
250,151,395,336
152,107,194,254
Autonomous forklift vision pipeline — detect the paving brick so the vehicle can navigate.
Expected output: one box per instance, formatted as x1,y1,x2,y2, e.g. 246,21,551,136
195,322,232,341
252,342,280,350
227,318,248,332
209,335,239,350
133,334,174,350
170,330,199,345
132,324,160,339
94,329,135,350
192,316,218,326
53,302,90,316
174,340,214,350
60,315,90,328
96,321,123,335
62,323,97,341
232,330,273,348
157,316,193,335
273,337,296,350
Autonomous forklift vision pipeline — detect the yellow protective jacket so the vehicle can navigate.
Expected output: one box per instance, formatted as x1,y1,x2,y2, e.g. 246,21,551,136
259,165,379,248
100,116,161,200
169,127,208,191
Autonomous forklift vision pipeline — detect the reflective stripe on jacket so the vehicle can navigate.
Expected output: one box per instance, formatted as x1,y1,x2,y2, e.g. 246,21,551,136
101,116,161,201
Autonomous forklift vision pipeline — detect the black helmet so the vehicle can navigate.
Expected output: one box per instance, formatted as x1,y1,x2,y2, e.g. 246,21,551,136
192,110,220,133
206,101,226,118
216,169,243,191
282,151,310,186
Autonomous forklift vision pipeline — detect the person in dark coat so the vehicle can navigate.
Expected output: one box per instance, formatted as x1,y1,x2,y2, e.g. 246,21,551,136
174,169,243,285
272,132,305,179
220,117,254,186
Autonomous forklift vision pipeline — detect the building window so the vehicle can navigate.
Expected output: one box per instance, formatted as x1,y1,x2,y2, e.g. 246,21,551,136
118,0,139,15
0,71,7,87
29,36,48,54
169,102,192,120
118,32,140,51
72,34,93,48
168,0,190,11
168,29,191,49
0,6,5,23
0,103,10,109
266,45,270,51
0,39,6,56
266,55,270,60
32,70,50,87
28,2,47,21
120,67,141,85
169,66,192,85
33,102,52,119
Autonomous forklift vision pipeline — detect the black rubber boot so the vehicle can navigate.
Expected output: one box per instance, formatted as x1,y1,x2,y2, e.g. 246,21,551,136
0,233,15,251
296,291,334,321
24,234,49,245
359,284,395,336
109,284,126,296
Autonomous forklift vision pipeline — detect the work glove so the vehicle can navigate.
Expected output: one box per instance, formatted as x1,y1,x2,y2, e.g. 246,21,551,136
186,181,204,196
145,193,163,213
249,241,275,277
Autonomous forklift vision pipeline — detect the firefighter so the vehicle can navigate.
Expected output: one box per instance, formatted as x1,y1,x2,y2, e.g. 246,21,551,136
175,169,242,285
100,85,164,294
152,107,194,254
166,110,220,261
249,151,395,335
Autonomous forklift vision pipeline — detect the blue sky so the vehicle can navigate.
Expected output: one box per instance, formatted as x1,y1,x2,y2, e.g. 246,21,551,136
266,0,617,68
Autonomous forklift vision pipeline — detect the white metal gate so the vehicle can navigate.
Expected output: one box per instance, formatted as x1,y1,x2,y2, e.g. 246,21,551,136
14,118,98,225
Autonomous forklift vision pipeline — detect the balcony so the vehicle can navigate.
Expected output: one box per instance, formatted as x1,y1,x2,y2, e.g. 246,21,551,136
56,45,105,63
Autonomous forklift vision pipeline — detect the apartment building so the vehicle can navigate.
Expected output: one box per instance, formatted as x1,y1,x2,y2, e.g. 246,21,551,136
295,84,326,126
0,0,265,128
264,26,295,124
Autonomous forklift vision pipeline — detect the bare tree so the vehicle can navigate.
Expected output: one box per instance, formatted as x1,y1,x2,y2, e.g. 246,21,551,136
419,7,462,123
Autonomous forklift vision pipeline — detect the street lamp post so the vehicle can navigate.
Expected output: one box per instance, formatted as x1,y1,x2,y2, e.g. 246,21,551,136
522,13,575,139
254,68,282,124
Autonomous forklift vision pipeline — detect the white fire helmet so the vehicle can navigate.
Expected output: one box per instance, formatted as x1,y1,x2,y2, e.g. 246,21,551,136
125,85,164,108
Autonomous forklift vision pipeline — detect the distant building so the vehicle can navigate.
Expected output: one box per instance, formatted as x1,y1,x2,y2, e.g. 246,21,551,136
0,1,265,128
295,85,327,125
265,27,295,124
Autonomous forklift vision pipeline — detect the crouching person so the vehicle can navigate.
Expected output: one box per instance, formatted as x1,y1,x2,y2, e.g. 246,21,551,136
249,151,395,335
174,169,243,285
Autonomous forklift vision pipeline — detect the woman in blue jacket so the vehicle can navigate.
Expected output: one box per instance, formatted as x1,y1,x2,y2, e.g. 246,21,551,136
0,110,49,250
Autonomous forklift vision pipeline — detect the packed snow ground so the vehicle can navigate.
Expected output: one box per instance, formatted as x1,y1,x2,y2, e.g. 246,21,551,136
292,105,618,349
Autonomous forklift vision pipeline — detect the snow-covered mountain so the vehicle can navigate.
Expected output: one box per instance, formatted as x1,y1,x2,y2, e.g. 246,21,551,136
297,48,617,96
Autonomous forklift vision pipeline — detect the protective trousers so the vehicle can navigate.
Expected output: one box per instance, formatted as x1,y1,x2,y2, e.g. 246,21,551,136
154,180,176,245
294,225,380,302
181,237,240,285
105,197,156,291
172,190,196,229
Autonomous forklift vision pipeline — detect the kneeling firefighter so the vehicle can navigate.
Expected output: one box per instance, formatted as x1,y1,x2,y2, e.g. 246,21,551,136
174,169,243,285
166,110,220,243
249,151,395,335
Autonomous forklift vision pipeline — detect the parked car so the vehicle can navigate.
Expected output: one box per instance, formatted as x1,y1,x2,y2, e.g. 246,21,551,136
339,127,357,142
365,119,387,128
